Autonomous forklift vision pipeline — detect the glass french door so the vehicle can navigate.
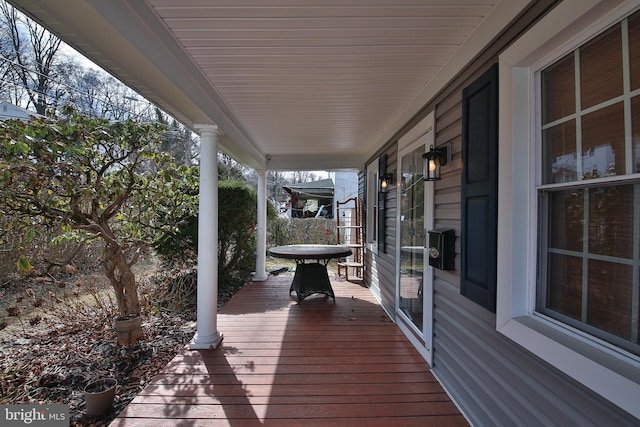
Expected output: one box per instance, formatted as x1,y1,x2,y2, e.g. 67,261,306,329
396,130,433,359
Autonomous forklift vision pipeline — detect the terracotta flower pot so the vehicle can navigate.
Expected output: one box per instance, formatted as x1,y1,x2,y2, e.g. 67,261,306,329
113,315,142,344
84,378,117,417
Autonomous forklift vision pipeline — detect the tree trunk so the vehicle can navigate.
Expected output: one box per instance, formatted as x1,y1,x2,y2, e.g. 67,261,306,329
103,243,140,317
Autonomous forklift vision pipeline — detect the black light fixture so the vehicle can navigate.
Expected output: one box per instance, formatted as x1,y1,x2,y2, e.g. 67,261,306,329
422,144,450,181
380,173,394,191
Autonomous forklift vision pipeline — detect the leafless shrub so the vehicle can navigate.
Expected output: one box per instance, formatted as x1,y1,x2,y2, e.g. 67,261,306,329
40,283,118,328
0,216,103,281
268,218,337,247
1,251,163,334
152,268,197,312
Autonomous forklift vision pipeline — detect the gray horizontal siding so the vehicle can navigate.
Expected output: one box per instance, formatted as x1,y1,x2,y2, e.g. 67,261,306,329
433,280,638,427
364,143,397,318
366,250,396,318
378,143,397,317
362,0,638,425
428,18,638,424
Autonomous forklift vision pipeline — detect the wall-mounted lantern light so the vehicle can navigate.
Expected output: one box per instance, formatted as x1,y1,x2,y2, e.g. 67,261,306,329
380,173,394,191
422,144,450,181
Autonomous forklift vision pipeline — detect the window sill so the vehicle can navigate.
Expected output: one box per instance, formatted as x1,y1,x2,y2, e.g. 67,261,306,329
497,315,640,418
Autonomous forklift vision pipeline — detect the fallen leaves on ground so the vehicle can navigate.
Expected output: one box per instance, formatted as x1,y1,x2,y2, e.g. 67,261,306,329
0,310,196,426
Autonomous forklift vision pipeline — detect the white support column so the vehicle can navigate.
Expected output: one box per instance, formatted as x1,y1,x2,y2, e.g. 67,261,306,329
253,169,268,281
190,125,223,350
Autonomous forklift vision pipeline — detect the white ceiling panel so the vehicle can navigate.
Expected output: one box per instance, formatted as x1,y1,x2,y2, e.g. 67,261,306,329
10,0,525,170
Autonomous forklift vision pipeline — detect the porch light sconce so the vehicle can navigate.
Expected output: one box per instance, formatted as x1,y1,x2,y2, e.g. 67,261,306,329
380,173,394,191
422,144,450,181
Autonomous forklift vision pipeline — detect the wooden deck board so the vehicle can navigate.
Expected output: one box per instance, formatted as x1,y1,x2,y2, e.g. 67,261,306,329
130,392,450,405
112,275,468,426
111,416,468,427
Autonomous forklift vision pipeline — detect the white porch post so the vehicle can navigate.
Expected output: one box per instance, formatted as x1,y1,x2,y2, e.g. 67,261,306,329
253,169,268,281
190,125,223,350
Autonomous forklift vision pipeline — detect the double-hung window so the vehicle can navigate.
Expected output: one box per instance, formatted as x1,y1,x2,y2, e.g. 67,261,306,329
538,10,640,357
497,0,640,418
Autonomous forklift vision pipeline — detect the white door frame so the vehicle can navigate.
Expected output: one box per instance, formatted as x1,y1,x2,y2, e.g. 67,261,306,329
395,111,435,366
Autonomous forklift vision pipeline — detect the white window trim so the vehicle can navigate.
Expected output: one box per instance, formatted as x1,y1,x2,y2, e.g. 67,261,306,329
395,111,435,366
497,0,640,418
366,160,379,254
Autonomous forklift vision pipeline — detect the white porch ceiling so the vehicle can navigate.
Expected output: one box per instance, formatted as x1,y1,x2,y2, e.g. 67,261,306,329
9,0,530,171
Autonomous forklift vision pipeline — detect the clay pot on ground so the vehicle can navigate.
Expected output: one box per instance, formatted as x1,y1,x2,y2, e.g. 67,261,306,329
113,315,142,344
84,377,117,417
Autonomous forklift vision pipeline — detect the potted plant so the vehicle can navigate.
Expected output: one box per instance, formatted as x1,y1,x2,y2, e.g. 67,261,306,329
84,378,118,417
113,314,143,344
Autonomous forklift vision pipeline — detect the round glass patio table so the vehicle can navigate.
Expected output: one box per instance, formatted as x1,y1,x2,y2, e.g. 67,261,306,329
269,244,352,303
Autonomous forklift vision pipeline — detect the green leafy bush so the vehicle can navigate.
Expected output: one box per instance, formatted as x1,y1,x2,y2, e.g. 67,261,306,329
218,180,258,291
155,179,272,294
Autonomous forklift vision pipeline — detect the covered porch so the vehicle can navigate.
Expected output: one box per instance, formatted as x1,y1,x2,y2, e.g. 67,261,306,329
15,2,639,425
111,274,467,426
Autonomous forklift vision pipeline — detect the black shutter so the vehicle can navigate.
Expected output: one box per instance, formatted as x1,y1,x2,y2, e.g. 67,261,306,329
461,64,498,312
377,155,387,252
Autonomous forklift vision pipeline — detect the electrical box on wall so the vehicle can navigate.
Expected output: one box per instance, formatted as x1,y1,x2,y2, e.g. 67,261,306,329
428,229,455,270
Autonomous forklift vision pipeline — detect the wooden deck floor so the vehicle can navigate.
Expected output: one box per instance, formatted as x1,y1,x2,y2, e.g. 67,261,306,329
112,274,468,426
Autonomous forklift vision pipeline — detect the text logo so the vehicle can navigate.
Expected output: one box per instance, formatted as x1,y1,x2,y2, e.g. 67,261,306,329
1,405,69,426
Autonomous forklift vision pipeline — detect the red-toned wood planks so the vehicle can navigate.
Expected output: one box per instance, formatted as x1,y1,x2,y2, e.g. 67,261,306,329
112,274,468,426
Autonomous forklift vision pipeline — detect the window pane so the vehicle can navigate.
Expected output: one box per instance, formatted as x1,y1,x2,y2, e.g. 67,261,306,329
581,102,625,179
542,120,577,184
549,190,583,252
633,95,640,173
399,146,425,332
587,260,632,340
542,53,575,124
546,253,582,321
630,10,640,91
580,25,622,109
542,184,638,352
539,13,640,357
588,185,634,258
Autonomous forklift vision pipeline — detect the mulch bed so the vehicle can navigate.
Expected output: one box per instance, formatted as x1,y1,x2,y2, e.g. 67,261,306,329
0,310,196,426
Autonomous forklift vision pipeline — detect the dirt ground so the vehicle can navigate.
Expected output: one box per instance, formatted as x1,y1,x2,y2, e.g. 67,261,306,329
0,256,198,426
